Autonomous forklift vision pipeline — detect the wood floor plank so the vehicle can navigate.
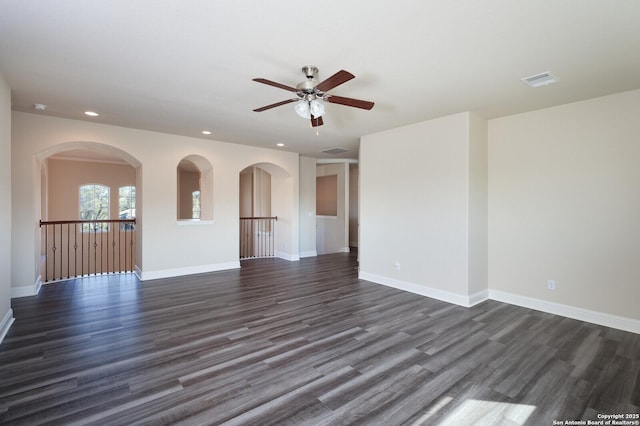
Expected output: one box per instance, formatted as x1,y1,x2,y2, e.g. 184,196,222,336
1,252,639,425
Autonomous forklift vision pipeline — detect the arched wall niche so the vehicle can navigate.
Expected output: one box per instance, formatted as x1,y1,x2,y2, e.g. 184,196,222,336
177,154,213,221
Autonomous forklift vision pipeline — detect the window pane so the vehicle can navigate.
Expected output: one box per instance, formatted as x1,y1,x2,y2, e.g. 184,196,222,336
80,184,109,231
119,186,136,230
119,186,136,218
192,190,200,219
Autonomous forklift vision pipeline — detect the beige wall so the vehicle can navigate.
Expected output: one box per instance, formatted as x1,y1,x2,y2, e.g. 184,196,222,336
253,167,271,217
11,112,300,293
316,162,349,255
360,95,639,331
0,74,13,342
316,174,338,216
239,166,271,218
252,162,297,260
177,168,200,219
489,89,640,320
298,156,317,257
47,158,136,221
239,171,253,217
468,113,488,296
359,112,479,303
240,166,272,217
349,164,359,248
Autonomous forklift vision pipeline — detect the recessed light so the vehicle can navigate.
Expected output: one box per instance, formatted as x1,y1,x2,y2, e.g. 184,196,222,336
202,130,212,135
276,143,284,147
33,103,47,111
84,111,99,117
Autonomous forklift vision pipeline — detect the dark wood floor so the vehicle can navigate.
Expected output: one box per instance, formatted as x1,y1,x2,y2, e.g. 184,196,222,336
1,253,638,425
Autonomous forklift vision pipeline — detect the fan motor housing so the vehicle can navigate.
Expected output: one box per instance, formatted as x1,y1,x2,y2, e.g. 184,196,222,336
297,65,319,93
296,79,317,92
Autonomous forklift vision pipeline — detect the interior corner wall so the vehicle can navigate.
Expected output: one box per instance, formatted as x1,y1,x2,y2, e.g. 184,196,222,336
299,156,317,257
488,89,640,322
0,73,14,342
467,112,488,298
359,112,473,304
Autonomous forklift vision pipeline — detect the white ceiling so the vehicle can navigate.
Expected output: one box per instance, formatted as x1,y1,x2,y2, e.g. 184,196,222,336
1,1,639,159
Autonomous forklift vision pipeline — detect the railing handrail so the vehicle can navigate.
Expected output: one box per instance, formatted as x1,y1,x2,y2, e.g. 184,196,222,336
239,216,277,260
40,219,136,226
239,216,277,220
40,218,136,282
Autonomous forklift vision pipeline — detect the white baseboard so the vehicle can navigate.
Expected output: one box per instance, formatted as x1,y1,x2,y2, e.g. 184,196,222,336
275,251,300,261
0,309,15,344
134,265,143,281
358,272,639,334
488,289,640,335
468,289,490,307
11,275,42,298
138,261,240,281
358,271,476,307
299,250,317,258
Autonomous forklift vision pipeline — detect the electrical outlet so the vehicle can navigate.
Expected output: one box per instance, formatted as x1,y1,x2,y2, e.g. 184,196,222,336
393,261,400,270
547,280,556,290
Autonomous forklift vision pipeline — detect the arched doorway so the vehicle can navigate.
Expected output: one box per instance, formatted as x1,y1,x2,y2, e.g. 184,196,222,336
37,142,142,282
239,162,295,260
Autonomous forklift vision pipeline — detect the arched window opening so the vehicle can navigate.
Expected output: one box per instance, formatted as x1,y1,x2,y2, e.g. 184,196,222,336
79,183,109,231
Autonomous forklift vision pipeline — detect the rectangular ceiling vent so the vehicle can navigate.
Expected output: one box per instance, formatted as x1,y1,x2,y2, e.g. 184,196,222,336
322,147,349,155
521,71,558,88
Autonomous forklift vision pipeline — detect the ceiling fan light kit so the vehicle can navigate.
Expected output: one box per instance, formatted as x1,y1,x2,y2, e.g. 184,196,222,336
294,99,325,119
253,65,374,127
294,100,311,119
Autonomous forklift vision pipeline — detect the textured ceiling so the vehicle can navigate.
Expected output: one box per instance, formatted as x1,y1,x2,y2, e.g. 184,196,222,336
1,1,639,159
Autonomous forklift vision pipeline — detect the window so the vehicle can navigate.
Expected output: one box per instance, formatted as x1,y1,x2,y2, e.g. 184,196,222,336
119,186,136,230
192,190,201,219
80,184,109,231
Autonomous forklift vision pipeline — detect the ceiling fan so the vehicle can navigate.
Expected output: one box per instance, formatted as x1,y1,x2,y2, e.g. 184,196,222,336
252,66,374,127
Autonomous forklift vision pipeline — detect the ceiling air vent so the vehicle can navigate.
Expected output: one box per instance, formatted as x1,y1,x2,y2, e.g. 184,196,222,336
322,147,349,155
521,71,558,88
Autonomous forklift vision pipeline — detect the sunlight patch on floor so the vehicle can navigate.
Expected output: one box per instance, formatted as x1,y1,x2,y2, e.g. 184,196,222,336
410,396,454,425
437,399,536,425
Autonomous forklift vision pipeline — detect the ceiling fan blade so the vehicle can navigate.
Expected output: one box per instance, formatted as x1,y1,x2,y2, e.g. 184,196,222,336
252,78,298,92
315,70,355,92
253,98,297,112
326,95,375,110
311,115,324,127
